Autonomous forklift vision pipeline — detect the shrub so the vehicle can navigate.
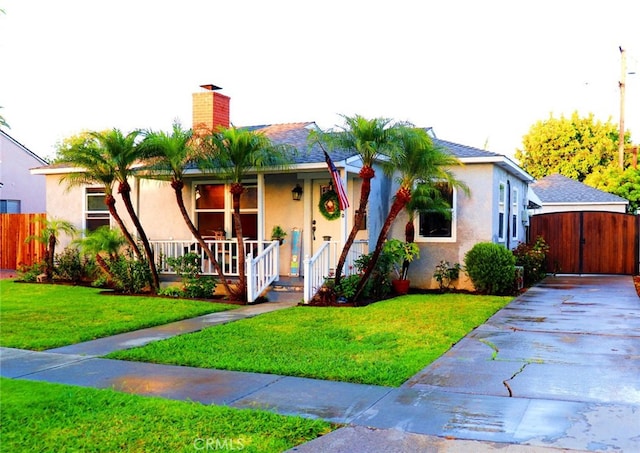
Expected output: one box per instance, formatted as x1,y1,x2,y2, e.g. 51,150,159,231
464,242,516,295
433,260,462,291
109,250,152,294
165,253,218,299
54,247,96,283
17,261,46,282
513,236,549,287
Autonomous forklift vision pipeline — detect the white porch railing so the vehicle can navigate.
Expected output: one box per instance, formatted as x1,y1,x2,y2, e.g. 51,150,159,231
246,241,280,303
152,239,270,276
150,238,367,304
302,240,368,304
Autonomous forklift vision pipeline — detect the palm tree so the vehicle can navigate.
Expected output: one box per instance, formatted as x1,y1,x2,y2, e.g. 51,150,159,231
58,132,142,261
76,225,127,284
26,216,77,280
311,114,399,287
199,127,296,302
352,127,469,302
86,129,160,293
139,121,233,296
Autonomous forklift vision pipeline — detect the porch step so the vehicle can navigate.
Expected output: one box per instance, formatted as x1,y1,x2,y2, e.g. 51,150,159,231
262,276,303,304
270,276,304,292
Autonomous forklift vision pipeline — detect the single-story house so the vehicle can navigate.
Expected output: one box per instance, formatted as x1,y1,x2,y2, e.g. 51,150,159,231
1,129,47,213
529,174,629,214
32,85,535,299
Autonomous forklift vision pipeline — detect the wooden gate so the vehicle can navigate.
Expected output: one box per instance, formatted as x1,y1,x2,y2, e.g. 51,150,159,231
0,213,46,269
529,211,639,275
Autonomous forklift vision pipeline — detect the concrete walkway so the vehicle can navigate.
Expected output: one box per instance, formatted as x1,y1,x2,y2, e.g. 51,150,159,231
1,275,639,452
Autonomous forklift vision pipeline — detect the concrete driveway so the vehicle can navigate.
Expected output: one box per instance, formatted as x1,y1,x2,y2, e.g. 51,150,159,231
295,275,640,452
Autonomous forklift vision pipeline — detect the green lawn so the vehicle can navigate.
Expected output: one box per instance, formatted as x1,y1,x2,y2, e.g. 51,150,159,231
0,280,237,350
0,378,334,453
109,293,513,387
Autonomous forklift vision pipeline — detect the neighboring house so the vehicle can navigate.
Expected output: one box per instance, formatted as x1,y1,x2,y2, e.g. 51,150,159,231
0,129,47,213
32,86,535,294
530,173,629,214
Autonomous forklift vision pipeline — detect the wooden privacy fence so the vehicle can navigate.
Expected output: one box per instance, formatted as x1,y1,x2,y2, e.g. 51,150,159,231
0,213,46,269
529,211,639,275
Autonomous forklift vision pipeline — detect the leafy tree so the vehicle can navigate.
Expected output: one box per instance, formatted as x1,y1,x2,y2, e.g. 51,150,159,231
516,111,638,211
58,131,142,261
76,226,127,284
199,127,296,302
584,166,640,213
26,216,78,280
310,115,399,287
515,112,626,181
352,127,468,301
138,122,233,296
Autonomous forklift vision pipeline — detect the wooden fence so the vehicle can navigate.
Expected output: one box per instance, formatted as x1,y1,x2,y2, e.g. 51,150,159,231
0,213,46,269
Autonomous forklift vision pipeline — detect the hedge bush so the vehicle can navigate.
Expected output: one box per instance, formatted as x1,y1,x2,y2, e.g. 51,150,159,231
464,242,516,295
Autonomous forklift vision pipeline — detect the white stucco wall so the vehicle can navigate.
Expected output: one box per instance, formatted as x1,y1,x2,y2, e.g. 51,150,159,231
1,132,47,213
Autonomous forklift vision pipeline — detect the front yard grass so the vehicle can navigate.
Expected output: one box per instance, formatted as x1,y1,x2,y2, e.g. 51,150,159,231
0,281,237,351
0,378,334,453
109,293,513,387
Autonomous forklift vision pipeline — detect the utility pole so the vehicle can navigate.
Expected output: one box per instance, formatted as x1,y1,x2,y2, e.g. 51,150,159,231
619,46,627,170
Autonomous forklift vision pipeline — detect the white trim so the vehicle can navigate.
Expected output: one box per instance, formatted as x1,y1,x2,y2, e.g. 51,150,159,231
498,181,506,242
414,185,457,243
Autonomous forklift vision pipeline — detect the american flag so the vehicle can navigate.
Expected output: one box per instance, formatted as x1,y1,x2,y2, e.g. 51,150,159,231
324,151,350,210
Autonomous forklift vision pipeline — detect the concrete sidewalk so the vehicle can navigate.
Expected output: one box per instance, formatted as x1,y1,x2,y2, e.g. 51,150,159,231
1,275,639,452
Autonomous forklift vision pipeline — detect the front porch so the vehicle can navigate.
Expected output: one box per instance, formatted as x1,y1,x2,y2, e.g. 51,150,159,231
150,239,368,303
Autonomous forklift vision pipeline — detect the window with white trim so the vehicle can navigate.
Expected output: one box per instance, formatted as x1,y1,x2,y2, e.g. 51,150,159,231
195,182,258,239
416,182,456,242
498,182,506,241
511,187,519,239
85,187,110,231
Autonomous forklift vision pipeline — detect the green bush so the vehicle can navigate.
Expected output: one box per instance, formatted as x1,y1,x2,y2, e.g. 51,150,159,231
109,250,152,294
16,261,46,282
165,253,218,299
513,236,550,287
54,247,96,283
464,242,516,295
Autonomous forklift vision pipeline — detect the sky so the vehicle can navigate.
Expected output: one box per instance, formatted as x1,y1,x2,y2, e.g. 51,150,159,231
1,0,639,162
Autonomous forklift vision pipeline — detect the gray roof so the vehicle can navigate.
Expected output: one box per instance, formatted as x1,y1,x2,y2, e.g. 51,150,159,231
251,122,354,164
432,137,503,159
255,123,507,165
530,174,628,204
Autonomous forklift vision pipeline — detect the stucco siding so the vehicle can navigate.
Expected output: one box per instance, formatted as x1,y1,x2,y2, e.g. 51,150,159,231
1,133,46,213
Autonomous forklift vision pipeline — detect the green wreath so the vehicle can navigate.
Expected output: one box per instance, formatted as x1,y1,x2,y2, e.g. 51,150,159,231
319,190,341,220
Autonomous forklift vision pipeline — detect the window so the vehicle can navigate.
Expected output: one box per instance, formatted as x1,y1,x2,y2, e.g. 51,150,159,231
195,183,258,239
85,187,110,231
416,182,456,242
498,182,506,241
0,200,20,213
511,187,519,239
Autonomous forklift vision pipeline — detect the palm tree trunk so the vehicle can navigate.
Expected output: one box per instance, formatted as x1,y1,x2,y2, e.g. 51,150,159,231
118,181,160,293
95,253,116,283
231,183,247,303
353,188,410,303
105,194,142,260
334,166,374,287
46,233,56,279
172,180,233,296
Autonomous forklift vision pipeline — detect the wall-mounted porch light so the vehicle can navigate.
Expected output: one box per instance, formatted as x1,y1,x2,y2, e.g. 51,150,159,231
291,183,303,201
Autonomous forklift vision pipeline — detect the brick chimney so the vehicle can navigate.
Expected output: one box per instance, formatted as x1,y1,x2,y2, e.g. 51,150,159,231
192,84,230,132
